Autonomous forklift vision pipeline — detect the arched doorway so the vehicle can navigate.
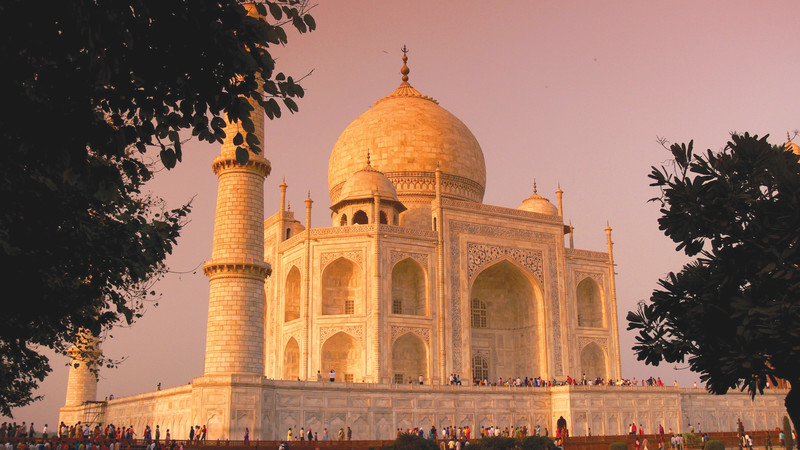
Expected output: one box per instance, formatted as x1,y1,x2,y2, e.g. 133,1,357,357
283,338,299,380
391,258,426,315
470,260,543,380
391,333,428,384
580,342,607,379
321,258,361,315
320,332,362,382
284,267,301,322
576,278,604,327
352,210,368,224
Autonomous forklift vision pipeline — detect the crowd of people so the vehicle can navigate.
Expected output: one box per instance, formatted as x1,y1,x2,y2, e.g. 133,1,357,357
470,374,702,388
0,421,206,450
282,426,351,442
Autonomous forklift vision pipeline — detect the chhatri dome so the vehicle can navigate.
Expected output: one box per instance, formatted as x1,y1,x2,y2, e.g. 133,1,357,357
328,48,486,207
331,152,406,212
518,181,559,216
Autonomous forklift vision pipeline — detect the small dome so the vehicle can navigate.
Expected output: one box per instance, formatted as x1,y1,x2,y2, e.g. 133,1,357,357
338,164,399,202
518,185,558,216
331,160,406,213
786,141,800,156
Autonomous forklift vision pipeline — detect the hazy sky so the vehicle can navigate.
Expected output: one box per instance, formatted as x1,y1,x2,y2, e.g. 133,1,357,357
7,0,799,428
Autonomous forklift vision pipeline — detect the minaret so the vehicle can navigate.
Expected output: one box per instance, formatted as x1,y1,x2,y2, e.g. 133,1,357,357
605,221,622,377
64,331,100,406
202,92,270,376
555,183,564,217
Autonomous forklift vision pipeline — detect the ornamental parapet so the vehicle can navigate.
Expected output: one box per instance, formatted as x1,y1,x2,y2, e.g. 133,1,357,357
441,198,564,224
565,248,609,261
329,171,485,204
203,259,271,279
212,155,271,177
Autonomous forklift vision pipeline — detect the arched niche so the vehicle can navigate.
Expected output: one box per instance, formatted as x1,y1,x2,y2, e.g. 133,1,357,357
339,214,348,226
580,342,607,379
379,210,388,224
391,332,428,384
283,338,299,380
391,258,427,316
321,258,361,315
320,332,362,382
352,210,368,225
469,259,544,380
576,278,604,328
284,266,301,322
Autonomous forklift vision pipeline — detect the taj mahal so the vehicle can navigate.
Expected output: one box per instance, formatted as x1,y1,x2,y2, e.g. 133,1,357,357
59,52,788,440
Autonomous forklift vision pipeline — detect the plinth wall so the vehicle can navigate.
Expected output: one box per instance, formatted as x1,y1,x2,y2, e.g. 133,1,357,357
60,379,789,441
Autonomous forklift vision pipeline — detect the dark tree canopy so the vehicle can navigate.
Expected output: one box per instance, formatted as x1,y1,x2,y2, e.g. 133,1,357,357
627,133,800,430
0,0,314,416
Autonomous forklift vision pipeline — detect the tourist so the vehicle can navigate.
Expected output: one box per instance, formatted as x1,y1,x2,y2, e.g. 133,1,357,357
329,369,335,382
201,425,206,440
322,428,328,441
286,428,292,441
316,371,322,382
347,427,352,440
337,428,344,441
299,427,304,441
307,429,312,441
243,428,249,442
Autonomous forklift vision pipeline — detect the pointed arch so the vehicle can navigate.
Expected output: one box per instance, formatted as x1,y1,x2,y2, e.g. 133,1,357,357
339,214,348,226
352,210,368,225
283,337,299,380
379,210,388,224
321,332,362,382
580,342,607,379
391,258,427,316
284,266,301,322
391,332,428,384
469,259,546,380
321,257,361,315
576,278,604,327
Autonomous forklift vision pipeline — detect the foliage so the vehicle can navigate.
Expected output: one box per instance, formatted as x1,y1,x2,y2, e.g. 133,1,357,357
684,433,702,448
0,0,314,416
627,133,800,429
785,416,794,450
391,434,439,450
520,435,557,450
703,441,725,450
609,442,628,450
469,437,521,450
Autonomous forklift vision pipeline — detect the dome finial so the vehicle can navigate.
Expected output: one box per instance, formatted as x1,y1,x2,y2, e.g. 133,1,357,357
533,179,538,194
401,45,410,83
366,149,371,166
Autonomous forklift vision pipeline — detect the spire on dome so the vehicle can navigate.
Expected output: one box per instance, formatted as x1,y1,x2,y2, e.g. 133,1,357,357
533,180,538,194
374,46,438,105
366,149,371,166
401,45,410,82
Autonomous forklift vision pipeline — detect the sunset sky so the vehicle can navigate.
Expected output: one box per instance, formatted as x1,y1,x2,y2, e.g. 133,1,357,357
7,0,800,427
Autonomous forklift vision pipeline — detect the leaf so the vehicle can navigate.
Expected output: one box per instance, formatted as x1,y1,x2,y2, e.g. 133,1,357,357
160,147,177,169
268,1,282,20
233,132,244,146
304,14,316,31
235,146,250,164
283,98,298,113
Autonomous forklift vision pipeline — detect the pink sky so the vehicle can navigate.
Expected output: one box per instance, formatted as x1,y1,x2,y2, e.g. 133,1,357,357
7,0,800,428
